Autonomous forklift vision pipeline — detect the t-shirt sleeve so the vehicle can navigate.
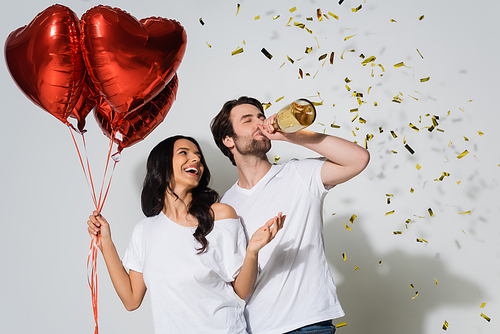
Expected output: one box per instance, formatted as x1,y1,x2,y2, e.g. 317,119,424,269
121,222,145,273
291,157,330,200
207,218,247,283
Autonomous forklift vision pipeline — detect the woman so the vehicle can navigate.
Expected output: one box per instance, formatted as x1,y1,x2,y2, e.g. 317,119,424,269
87,135,285,333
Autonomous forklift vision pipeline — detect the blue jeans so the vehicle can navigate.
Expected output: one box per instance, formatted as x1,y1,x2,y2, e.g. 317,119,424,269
284,320,336,334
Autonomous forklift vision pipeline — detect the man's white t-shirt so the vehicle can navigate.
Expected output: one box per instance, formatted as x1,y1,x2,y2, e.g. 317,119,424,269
222,158,345,334
122,212,248,334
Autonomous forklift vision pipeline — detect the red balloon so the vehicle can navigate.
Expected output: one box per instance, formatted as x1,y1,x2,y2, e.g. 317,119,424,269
95,74,179,152
4,4,85,125
69,72,98,133
81,5,187,116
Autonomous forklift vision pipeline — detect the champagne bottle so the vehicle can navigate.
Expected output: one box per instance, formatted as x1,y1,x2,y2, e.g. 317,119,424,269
273,99,316,133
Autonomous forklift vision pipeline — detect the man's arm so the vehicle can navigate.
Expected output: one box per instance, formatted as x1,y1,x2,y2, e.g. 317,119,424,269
259,114,370,187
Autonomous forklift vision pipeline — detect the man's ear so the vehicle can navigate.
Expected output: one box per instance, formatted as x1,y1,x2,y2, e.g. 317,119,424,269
223,135,234,149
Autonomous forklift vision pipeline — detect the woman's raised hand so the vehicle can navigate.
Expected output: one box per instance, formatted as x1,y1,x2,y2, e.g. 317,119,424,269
247,212,286,255
87,211,112,249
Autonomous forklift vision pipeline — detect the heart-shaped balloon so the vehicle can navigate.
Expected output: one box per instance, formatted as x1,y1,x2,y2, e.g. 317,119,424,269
81,5,187,116
4,4,86,124
69,72,98,133
95,74,179,152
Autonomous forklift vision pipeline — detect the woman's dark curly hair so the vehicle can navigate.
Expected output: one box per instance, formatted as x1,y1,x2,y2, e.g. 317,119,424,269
141,135,220,254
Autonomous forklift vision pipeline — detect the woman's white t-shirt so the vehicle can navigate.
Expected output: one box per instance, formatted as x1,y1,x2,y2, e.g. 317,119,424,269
122,213,248,334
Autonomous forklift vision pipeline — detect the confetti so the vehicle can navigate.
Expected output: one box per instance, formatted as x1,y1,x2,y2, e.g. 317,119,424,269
409,284,415,289
416,164,421,170
418,15,425,20
457,150,469,159
262,102,272,111
329,12,339,20
331,124,341,129
390,130,398,138
199,18,205,25
261,48,273,60
393,231,403,235
232,47,244,56
317,9,323,21
434,277,439,285
254,15,260,20
394,62,408,68
276,96,284,102
345,224,352,231
405,144,415,155
409,123,420,132
287,56,295,64
412,291,419,299
273,15,280,20
206,42,212,48
336,322,347,328
410,188,414,193
344,34,357,41
342,252,347,262
420,77,431,82
361,56,376,66
286,17,293,26
294,22,305,29
289,6,297,13
298,68,304,79
459,210,471,215
349,214,357,224
478,131,484,136
416,49,424,58
329,52,335,65
318,53,327,61
352,5,363,12
236,3,241,15
480,303,486,308
416,238,428,243
386,210,395,216
480,313,491,322
346,85,351,91
305,46,313,54
355,266,359,270
379,261,383,265
390,19,397,22
428,208,434,217
442,320,449,330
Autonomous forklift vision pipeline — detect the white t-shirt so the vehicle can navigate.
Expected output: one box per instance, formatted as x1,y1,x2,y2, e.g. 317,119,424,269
222,158,345,334
122,212,248,334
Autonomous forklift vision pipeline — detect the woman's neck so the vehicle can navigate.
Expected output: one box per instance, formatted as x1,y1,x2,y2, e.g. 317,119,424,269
162,189,197,227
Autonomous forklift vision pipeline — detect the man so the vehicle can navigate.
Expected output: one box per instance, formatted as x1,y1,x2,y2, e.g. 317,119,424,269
210,96,370,334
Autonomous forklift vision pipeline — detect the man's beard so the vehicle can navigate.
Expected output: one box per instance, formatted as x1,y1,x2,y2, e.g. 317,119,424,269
233,133,271,157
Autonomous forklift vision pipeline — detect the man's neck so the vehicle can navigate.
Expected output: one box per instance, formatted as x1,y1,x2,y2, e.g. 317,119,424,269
235,155,272,190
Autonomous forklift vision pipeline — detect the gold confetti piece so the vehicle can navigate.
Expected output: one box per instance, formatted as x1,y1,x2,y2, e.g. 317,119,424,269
355,266,359,270
349,214,357,223
231,47,244,56
478,131,484,136
287,55,295,64
344,34,357,41
409,123,420,132
305,27,313,34
340,50,345,59
279,62,286,68
391,150,397,154
285,17,293,26
416,49,424,58
346,85,351,91
274,156,280,162
336,322,347,328
410,188,414,193
418,15,425,20
459,210,471,214
405,144,415,155
442,320,449,330
412,291,419,299
294,22,306,29
480,302,486,308
329,12,340,20
416,164,421,170
344,77,352,83
385,210,395,216
394,62,408,68
262,102,272,111
261,48,273,60
318,53,327,61
351,115,358,123
480,313,491,322
305,46,313,54
428,208,434,217
289,6,297,12
342,252,347,261
390,130,398,138
416,238,428,243
317,9,323,21
361,56,376,66
378,63,385,72
236,3,241,15
359,54,365,59
409,284,414,289
298,68,304,79
353,92,363,98
352,5,363,12
394,231,403,235
403,135,407,144
332,213,337,216
374,102,378,106
457,181,461,185
359,118,367,124
312,101,323,106
276,96,284,102
457,150,469,159
206,42,212,48
345,223,352,231
463,136,469,142
331,124,341,129
273,15,280,20
254,15,260,20
434,277,439,285
390,19,397,22
329,52,335,65
199,18,205,25
314,36,320,49
379,260,383,265
409,95,418,101
420,76,430,82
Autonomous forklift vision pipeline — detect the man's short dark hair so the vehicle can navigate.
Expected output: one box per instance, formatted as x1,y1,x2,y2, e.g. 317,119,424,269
210,96,265,166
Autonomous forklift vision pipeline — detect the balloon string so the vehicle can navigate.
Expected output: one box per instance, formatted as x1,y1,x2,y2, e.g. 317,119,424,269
82,132,99,208
87,237,99,334
97,135,115,212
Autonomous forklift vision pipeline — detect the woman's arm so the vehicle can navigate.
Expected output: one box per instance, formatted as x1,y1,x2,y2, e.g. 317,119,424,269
232,213,286,300
88,211,147,311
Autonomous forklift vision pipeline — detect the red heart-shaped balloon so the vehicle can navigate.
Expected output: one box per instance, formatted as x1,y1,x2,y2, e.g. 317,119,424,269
69,72,98,133
81,5,187,116
95,74,179,152
4,4,86,124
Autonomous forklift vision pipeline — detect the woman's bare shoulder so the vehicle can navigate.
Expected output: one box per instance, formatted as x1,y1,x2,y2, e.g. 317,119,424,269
211,202,238,221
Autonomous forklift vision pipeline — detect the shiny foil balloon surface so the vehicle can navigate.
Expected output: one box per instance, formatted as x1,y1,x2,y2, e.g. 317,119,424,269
4,4,85,124
69,72,97,133
81,5,187,116
95,74,179,151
